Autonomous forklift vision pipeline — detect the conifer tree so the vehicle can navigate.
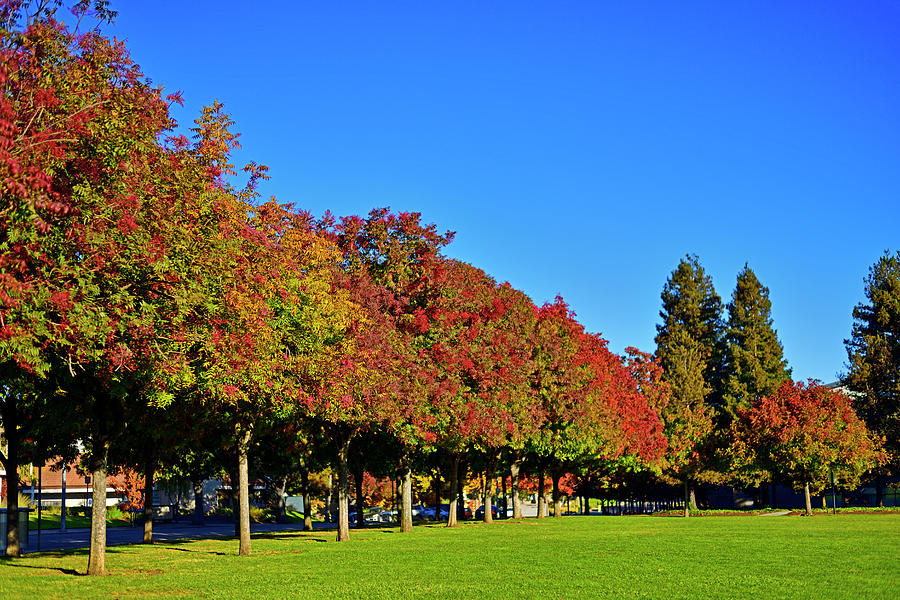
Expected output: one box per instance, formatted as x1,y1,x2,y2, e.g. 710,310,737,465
722,265,791,422
845,250,900,505
655,255,725,409
654,255,725,510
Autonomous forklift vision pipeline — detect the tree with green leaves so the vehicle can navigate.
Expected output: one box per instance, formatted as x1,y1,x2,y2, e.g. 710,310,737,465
845,250,900,506
0,1,221,569
722,265,791,423
654,255,724,511
655,255,725,410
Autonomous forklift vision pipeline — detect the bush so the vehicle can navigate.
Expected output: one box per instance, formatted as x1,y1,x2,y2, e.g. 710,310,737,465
107,506,126,521
249,506,271,523
0,492,36,508
212,507,233,519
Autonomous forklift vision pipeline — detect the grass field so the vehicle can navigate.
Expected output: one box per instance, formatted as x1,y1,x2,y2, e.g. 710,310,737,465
27,513,133,530
1,514,897,599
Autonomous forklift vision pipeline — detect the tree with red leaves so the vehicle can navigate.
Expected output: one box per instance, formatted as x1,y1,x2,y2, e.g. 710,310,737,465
729,380,884,515
528,299,666,519
0,0,223,569
420,259,539,525
315,208,452,538
184,133,357,554
528,297,586,518
625,347,714,516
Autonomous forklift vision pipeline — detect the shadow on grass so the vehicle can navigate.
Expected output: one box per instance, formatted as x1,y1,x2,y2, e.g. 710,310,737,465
164,546,228,556
0,562,82,576
251,532,329,543
16,548,88,559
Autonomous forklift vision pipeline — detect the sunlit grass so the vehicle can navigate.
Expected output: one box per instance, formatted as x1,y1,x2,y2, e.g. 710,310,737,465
1,514,897,599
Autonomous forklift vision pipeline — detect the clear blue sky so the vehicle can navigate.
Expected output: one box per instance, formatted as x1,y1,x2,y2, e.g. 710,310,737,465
101,1,898,382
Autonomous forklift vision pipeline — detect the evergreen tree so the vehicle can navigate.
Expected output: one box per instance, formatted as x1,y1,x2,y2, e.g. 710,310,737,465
722,265,791,422
655,255,725,410
654,255,725,507
845,250,900,505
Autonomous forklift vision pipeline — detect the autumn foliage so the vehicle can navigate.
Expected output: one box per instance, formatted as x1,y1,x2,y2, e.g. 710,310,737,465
0,0,889,574
729,380,884,513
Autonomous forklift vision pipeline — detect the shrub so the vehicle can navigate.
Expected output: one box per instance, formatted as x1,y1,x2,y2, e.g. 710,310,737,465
0,492,36,508
249,506,271,523
107,506,126,521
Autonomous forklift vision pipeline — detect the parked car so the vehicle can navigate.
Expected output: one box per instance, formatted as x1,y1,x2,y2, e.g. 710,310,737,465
438,503,472,520
376,509,397,523
410,503,428,520
363,508,384,523
474,505,500,520
474,505,514,519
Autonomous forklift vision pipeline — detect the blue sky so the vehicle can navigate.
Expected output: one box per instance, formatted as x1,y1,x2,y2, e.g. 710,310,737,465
100,1,898,382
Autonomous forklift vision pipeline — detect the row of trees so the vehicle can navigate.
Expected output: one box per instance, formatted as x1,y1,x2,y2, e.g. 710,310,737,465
0,3,670,573
0,0,893,577
653,253,895,515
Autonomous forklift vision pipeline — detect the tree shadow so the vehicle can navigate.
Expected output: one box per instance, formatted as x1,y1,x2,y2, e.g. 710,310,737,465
18,548,87,559
164,546,228,556
0,562,82,576
252,532,329,543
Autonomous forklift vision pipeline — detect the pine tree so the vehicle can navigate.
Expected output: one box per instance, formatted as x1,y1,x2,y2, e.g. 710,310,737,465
722,265,791,422
845,250,900,505
654,254,725,511
655,255,725,410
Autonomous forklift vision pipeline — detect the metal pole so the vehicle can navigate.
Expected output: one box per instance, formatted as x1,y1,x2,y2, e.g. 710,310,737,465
60,465,66,531
37,466,42,552
830,469,837,515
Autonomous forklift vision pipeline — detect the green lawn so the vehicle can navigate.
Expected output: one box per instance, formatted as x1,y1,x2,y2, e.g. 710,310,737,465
1,514,897,599
28,513,134,530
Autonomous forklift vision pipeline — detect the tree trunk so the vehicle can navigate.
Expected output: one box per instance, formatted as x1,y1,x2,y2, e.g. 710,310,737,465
537,467,546,519
1,396,20,557
552,472,562,518
336,434,351,542
391,478,397,521
192,476,204,525
510,456,523,519
501,471,507,519
86,439,110,576
237,424,252,556
432,471,441,522
301,469,312,531
142,461,154,543
275,476,288,524
457,462,466,518
447,454,460,527
875,475,885,508
683,480,690,518
483,454,497,524
689,485,698,512
354,467,365,529
483,475,493,524
325,473,333,523
400,464,413,533
804,481,813,516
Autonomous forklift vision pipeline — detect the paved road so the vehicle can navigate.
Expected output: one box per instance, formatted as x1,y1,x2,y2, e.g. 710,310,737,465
21,520,332,554
21,502,547,554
